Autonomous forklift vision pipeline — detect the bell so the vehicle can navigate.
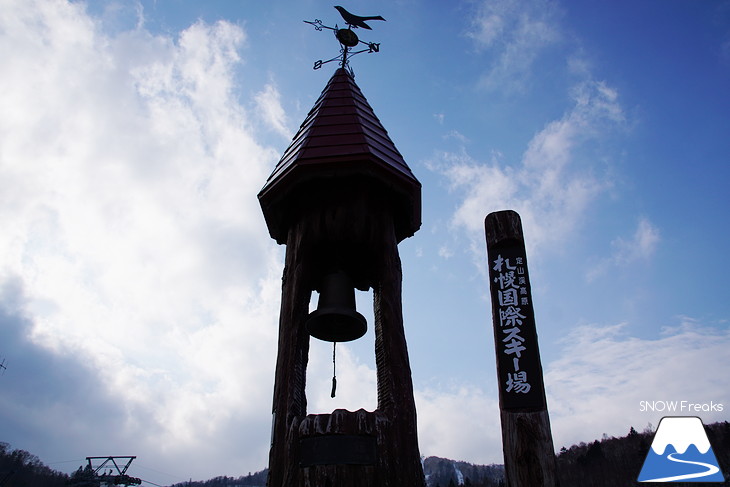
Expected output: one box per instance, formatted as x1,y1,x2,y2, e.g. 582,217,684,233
306,270,366,342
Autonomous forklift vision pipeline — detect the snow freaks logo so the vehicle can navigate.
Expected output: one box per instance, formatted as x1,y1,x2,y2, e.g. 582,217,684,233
638,416,725,482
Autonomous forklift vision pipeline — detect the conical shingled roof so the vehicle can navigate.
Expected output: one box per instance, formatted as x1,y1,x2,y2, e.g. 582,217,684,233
258,68,421,244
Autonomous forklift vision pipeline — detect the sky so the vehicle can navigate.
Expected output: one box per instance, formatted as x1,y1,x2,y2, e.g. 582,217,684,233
1,0,729,484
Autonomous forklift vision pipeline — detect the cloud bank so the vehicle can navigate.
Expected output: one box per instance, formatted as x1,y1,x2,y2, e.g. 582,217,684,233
547,318,730,450
431,76,626,265
467,0,561,93
410,318,730,466
1,0,284,479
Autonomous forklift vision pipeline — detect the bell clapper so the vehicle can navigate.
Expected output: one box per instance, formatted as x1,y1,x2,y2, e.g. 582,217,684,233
331,342,337,398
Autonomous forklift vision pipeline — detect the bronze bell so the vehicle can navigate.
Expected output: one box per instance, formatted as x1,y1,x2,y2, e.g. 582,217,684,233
306,270,366,342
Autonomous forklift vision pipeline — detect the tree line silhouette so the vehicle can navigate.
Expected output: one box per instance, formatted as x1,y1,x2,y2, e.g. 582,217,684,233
2,421,729,486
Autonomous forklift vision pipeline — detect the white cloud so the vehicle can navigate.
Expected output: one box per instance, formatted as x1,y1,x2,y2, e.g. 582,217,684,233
416,385,502,464
586,217,661,281
613,217,661,264
546,318,730,450
467,0,561,93
445,0,629,265
444,129,469,143
254,82,291,139
0,0,283,478
434,78,624,261
412,318,730,465
438,245,455,259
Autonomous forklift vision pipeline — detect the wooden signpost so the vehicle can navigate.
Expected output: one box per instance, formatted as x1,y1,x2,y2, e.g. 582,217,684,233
485,210,559,487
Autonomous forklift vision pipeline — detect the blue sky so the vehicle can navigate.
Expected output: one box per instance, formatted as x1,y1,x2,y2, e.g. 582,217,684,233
1,0,729,484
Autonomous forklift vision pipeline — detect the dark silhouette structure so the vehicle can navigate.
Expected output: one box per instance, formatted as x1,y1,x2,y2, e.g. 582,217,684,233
304,7,384,71
85,457,141,486
258,68,425,486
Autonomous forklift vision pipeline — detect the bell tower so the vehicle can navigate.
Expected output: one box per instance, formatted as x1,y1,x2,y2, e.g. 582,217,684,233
258,67,425,486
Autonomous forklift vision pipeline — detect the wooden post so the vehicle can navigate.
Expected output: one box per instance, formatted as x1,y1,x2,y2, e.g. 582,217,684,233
485,210,559,487
266,213,312,487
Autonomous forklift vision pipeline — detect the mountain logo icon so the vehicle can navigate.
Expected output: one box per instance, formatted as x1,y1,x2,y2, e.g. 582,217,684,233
638,416,725,482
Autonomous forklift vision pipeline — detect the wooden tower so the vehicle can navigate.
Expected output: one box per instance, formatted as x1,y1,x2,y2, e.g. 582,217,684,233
258,68,426,486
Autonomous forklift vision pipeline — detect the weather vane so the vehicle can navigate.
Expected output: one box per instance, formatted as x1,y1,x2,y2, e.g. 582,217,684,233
304,6,385,74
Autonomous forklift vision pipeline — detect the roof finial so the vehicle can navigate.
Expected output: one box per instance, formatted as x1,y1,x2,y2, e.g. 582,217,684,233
304,6,384,74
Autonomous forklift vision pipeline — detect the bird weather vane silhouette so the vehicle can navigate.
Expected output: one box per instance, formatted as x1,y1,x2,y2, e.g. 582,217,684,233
304,6,384,73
